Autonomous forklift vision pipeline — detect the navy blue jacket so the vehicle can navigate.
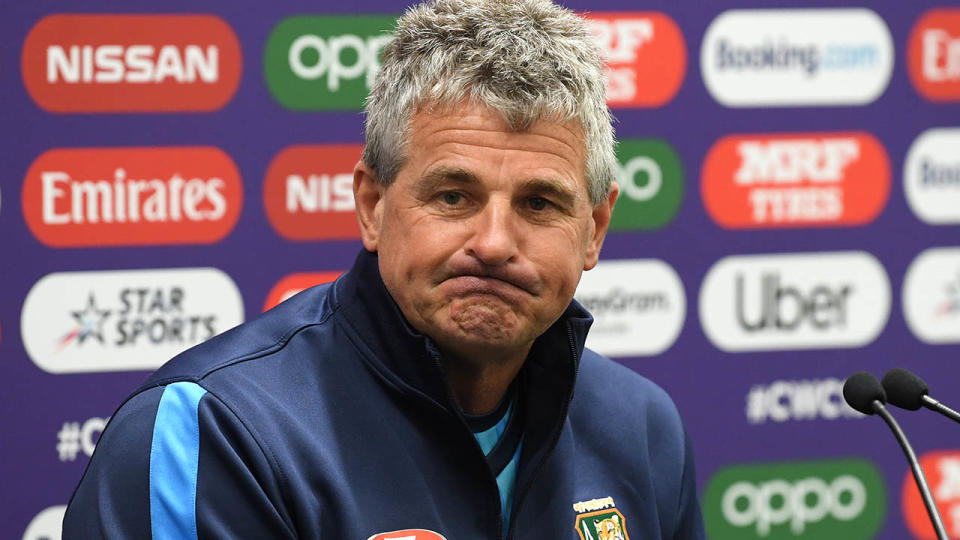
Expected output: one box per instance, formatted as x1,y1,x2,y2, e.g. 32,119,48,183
64,250,704,539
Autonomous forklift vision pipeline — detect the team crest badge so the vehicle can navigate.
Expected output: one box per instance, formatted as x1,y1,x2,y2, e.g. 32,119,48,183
573,497,630,540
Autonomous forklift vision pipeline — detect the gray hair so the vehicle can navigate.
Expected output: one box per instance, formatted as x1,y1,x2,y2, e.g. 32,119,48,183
362,0,617,205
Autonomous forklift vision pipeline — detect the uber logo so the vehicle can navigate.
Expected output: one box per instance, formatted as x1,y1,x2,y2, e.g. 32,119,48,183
699,251,890,352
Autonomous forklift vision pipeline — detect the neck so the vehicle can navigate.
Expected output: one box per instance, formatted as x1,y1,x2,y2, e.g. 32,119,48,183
441,347,527,414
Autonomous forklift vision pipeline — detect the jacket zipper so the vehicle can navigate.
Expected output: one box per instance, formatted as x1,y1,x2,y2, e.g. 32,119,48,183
505,321,581,540
427,346,506,540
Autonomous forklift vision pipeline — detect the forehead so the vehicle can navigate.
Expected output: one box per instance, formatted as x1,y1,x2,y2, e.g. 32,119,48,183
404,103,588,188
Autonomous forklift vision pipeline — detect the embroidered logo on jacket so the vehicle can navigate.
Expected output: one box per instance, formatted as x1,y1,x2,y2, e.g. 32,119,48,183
574,497,630,540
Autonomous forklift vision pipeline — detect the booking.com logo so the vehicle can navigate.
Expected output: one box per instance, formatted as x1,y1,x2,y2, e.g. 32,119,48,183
714,40,881,76
701,9,894,107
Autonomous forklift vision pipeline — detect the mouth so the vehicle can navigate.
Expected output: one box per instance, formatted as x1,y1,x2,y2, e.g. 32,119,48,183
440,274,533,303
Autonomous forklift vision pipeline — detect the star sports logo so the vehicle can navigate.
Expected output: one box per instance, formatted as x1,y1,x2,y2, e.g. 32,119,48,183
21,268,244,373
935,272,960,319
903,248,960,345
57,293,110,351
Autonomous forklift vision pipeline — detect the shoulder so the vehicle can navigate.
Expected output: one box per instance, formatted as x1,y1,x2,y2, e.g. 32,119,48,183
572,348,684,435
568,350,702,537
137,282,338,390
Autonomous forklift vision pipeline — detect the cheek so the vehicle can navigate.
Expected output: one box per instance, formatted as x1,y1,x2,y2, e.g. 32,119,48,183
535,250,584,298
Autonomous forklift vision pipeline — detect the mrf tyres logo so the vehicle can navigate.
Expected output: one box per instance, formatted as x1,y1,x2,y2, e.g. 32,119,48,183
22,14,241,112
701,132,890,229
583,12,685,108
574,259,685,358
264,15,395,110
908,9,960,102
263,144,362,241
904,450,960,539
904,128,960,225
22,146,242,247
703,459,885,539
609,138,683,231
903,247,960,345
21,268,244,373
701,9,893,107
699,251,890,352
746,377,863,425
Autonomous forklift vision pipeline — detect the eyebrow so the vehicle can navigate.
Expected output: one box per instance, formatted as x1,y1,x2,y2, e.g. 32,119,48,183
415,166,580,208
414,166,480,198
519,178,578,208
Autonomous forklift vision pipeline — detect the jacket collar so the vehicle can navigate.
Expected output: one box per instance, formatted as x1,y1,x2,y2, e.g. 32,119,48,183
332,249,594,411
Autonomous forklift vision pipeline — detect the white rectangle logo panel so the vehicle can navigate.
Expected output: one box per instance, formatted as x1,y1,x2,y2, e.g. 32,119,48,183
904,128,960,224
699,251,890,351
575,259,686,357
21,268,244,373
701,9,894,107
903,247,960,344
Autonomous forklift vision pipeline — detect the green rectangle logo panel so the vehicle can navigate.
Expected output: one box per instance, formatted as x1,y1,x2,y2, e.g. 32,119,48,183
264,15,397,110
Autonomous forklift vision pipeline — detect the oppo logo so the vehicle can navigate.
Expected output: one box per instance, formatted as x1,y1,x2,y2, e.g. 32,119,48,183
699,252,890,352
21,268,244,373
609,138,684,231
703,459,885,539
701,132,890,228
574,259,685,357
263,144,362,241
264,15,396,110
22,15,241,112
902,247,960,345
583,12,686,107
701,9,893,107
904,128,960,225
263,271,343,311
22,146,242,247
908,9,960,101
903,450,960,539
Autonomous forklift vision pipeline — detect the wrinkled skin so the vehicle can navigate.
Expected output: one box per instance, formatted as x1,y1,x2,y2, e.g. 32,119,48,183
354,103,618,412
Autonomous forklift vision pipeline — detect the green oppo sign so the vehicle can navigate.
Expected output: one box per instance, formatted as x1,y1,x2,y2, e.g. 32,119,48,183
702,458,886,539
264,15,397,110
610,138,683,231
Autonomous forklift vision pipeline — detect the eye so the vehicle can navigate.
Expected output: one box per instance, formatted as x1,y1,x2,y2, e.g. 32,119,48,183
441,191,463,205
528,196,549,211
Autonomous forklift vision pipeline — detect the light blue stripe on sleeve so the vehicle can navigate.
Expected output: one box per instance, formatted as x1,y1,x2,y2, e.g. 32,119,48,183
149,382,208,540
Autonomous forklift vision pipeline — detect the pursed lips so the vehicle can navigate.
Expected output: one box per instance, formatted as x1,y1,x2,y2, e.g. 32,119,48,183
440,274,536,303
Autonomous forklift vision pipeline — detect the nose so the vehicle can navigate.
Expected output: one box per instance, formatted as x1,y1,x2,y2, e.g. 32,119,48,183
464,198,518,266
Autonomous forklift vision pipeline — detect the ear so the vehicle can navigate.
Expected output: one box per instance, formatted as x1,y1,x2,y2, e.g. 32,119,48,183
353,160,384,252
583,181,618,271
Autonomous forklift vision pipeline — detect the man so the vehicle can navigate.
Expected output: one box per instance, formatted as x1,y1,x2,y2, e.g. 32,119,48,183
64,0,704,538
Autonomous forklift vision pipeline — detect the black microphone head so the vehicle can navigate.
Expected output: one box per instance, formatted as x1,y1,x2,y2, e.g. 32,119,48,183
843,372,886,415
882,368,929,411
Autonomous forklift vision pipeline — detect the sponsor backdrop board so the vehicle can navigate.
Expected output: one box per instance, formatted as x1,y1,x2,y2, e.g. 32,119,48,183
1,0,959,538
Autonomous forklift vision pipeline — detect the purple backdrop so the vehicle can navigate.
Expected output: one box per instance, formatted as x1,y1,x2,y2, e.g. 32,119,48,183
2,0,959,538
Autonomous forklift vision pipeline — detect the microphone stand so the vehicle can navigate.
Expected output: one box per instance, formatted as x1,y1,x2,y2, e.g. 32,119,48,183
923,395,960,425
874,400,949,540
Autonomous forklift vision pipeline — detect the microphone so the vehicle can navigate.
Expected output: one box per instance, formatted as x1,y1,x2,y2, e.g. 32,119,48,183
843,372,949,540
883,367,960,424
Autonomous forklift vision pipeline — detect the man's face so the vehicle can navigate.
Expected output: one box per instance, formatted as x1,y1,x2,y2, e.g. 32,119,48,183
354,103,617,362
